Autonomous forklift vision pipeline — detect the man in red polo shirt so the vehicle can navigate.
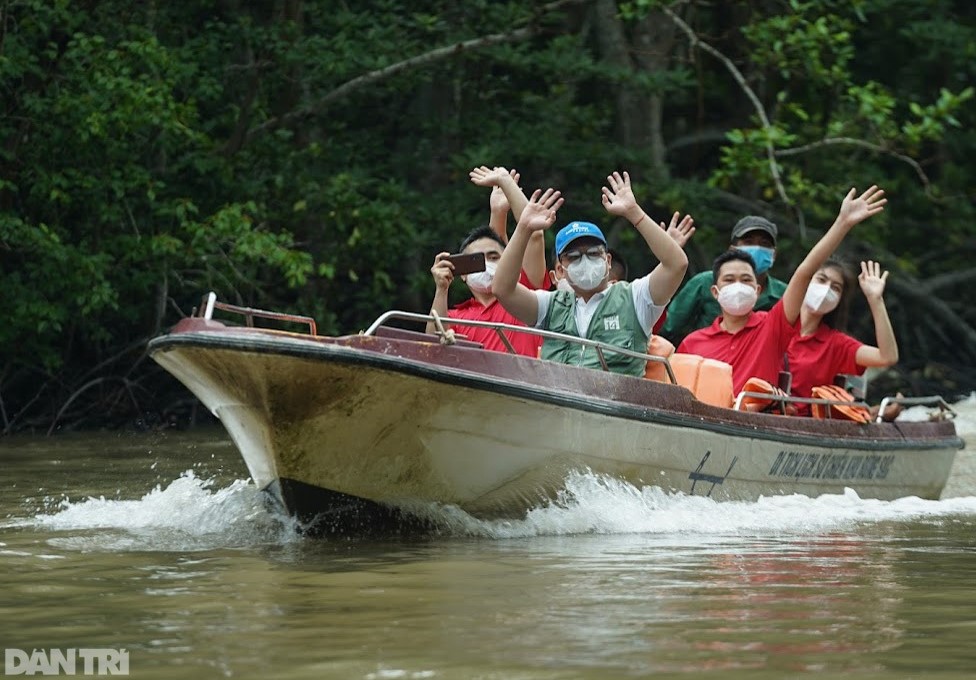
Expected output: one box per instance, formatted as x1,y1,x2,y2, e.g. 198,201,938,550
677,185,888,395
425,168,548,356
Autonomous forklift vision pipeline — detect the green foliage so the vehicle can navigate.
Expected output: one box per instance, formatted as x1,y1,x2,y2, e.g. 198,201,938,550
699,1,974,247
902,87,974,149
0,0,316,428
743,3,856,84
1,0,975,431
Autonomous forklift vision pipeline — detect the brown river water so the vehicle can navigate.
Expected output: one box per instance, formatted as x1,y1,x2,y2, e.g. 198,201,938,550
2,397,976,679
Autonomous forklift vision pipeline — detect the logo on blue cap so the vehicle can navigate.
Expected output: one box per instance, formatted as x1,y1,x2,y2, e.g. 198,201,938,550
554,221,607,257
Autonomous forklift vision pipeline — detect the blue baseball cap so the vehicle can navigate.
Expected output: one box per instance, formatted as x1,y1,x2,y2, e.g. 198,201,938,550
554,221,607,257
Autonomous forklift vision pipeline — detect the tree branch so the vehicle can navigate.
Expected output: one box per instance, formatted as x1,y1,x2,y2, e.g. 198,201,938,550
660,5,805,238
666,127,731,153
242,0,589,146
775,137,932,191
46,376,141,436
0,385,8,434
222,46,262,156
4,370,51,435
887,277,976,361
921,266,976,295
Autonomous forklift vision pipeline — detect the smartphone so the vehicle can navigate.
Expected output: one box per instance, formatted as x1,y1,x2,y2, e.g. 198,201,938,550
445,252,486,276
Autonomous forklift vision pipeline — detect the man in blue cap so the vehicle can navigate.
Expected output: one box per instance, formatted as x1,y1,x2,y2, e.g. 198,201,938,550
492,171,689,377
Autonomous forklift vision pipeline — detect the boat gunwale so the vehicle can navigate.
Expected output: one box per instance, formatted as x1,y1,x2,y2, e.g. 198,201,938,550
148,329,965,454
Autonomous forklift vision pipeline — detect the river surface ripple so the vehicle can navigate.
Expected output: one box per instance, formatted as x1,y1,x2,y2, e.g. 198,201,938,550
2,398,976,679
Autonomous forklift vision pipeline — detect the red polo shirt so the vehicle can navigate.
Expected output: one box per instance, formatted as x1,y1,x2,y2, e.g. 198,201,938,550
677,300,796,394
652,308,668,335
788,325,864,415
448,271,544,357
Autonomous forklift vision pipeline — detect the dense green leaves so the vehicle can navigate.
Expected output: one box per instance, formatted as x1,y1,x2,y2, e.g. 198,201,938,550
1,0,975,431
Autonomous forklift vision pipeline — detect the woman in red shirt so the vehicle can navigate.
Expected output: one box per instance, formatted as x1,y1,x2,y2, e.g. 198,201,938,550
788,257,899,416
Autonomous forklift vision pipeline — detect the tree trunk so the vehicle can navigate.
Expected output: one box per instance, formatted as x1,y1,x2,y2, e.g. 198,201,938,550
591,1,647,149
632,9,678,182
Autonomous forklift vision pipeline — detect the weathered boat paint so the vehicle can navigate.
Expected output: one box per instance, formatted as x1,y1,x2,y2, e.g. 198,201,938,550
148,317,963,533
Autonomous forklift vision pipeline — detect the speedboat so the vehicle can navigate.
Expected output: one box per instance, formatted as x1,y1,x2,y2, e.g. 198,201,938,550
147,293,964,535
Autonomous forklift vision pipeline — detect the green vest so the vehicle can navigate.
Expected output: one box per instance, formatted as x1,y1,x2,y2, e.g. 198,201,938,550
540,282,649,377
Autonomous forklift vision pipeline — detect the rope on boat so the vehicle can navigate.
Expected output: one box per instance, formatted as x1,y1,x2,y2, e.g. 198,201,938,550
429,310,457,345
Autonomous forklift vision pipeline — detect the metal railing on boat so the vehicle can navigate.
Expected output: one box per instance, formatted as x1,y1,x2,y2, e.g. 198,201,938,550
192,293,956,423
363,311,957,423
873,395,956,423
197,291,317,335
362,309,678,385
732,391,956,422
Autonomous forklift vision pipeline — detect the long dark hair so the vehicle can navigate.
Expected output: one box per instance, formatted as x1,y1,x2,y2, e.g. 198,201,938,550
820,256,857,332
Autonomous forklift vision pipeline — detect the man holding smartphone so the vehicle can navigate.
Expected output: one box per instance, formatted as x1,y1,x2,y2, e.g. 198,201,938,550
425,167,549,357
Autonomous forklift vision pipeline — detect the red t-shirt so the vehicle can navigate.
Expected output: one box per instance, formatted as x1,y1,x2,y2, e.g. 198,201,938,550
788,325,864,415
448,271,544,357
677,299,796,394
652,308,668,335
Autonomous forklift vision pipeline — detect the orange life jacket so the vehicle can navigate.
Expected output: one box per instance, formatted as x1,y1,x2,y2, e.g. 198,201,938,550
735,377,797,415
643,335,676,382
810,384,872,423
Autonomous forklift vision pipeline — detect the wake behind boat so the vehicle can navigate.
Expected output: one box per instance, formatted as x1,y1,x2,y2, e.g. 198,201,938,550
147,293,964,535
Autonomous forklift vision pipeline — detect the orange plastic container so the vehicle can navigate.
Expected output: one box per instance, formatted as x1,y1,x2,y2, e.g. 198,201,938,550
664,353,734,408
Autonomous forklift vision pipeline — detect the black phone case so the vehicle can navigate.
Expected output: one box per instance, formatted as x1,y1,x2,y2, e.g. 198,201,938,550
446,252,486,275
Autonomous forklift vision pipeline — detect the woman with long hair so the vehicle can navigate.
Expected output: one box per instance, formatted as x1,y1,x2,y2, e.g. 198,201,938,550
788,257,899,417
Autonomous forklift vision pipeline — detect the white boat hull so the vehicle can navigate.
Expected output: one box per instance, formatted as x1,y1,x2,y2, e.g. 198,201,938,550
150,326,962,530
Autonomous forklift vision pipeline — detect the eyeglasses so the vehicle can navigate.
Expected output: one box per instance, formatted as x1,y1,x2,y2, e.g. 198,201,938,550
561,247,606,264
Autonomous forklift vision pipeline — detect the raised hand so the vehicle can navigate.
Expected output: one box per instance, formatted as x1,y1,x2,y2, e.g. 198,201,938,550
601,171,643,224
661,211,696,248
858,260,889,301
837,185,887,227
469,165,511,188
489,169,520,213
517,188,563,233
430,252,455,291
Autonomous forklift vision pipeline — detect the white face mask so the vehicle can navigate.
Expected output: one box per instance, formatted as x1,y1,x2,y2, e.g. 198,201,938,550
804,281,840,314
465,261,496,294
716,281,758,316
565,257,608,292
555,277,575,293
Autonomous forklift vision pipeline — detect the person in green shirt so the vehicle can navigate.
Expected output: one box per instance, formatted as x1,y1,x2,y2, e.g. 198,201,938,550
659,215,787,346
